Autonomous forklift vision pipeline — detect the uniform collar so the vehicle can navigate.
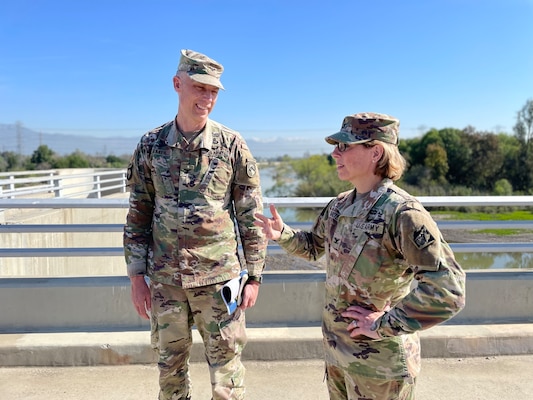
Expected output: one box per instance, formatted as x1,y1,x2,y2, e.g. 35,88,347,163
339,178,393,217
168,118,215,151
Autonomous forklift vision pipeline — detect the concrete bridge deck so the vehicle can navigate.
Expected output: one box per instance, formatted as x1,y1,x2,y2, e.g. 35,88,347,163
2,354,533,400
2,325,533,399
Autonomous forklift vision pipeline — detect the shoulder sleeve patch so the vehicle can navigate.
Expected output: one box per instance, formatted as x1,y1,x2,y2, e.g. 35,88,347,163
413,226,435,249
397,205,441,271
246,161,257,178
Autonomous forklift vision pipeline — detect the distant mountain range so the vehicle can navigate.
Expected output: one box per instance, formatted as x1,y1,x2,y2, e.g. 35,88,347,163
0,123,331,159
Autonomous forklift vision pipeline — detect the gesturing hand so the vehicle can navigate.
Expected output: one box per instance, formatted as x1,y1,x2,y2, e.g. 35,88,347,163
254,204,284,241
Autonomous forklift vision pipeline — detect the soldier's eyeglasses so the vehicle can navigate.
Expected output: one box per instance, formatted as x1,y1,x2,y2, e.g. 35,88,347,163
336,143,372,152
336,143,352,152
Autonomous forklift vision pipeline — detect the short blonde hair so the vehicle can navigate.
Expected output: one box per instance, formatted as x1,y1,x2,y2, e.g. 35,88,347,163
371,141,406,181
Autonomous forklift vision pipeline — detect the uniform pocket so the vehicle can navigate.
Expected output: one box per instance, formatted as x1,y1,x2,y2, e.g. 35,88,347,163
151,151,176,197
200,158,233,200
218,308,247,352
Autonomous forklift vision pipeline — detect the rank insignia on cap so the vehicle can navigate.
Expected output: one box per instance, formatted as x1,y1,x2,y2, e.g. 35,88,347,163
246,161,257,178
413,226,435,249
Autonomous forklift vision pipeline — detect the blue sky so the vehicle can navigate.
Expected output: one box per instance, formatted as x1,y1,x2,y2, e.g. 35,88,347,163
1,0,532,152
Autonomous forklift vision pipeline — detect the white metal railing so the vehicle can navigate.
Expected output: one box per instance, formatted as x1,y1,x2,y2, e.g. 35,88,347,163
1,196,533,258
0,169,127,199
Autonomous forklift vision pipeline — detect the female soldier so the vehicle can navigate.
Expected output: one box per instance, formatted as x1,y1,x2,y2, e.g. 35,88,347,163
254,112,466,400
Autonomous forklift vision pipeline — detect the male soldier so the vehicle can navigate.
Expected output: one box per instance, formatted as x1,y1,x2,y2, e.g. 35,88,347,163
124,49,267,400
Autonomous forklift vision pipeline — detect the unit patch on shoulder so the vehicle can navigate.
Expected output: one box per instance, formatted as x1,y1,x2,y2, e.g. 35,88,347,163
246,161,257,178
413,226,435,249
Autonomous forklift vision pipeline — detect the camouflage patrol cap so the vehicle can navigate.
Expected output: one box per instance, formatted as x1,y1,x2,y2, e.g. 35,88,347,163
177,49,224,90
325,112,399,146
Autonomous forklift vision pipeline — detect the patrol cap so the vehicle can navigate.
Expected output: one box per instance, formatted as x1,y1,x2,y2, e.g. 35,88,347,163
325,112,399,146
177,49,225,90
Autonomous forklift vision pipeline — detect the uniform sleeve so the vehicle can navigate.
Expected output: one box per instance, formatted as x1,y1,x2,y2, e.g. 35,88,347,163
123,139,155,277
376,203,466,337
232,139,267,277
276,200,330,261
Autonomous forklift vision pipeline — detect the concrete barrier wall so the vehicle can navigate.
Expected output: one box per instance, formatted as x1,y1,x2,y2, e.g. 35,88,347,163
1,271,532,334
0,207,128,276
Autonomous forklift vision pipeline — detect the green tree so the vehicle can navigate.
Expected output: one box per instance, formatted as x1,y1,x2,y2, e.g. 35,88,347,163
424,142,449,183
514,98,533,148
402,164,433,188
406,129,442,167
462,131,503,191
53,151,90,168
496,133,523,193
493,179,513,195
1,151,25,171
29,145,56,169
291,154,351,197
0,154,7,172
512,99,533,192
438,128,470,185
105,154,128,168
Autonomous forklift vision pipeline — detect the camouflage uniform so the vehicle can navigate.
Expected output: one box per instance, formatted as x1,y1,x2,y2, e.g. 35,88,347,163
124,117,266,400
277,178,466,399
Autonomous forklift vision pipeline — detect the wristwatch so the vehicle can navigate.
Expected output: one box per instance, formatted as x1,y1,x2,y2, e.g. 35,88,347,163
247,275,263,284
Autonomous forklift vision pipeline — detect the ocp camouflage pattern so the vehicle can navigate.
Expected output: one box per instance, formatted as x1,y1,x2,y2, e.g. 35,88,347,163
277,178,466,380
150,280,247,399
124,119,267,288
